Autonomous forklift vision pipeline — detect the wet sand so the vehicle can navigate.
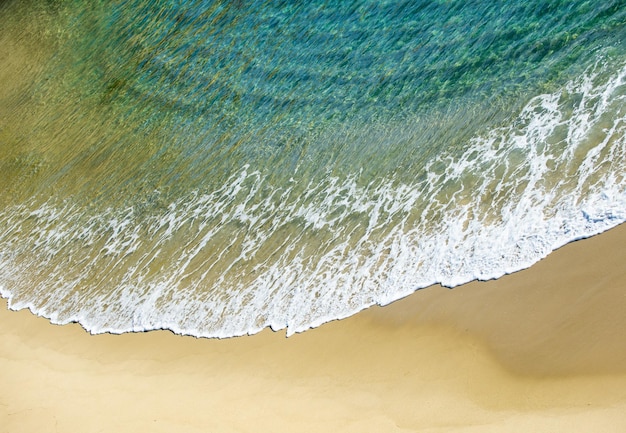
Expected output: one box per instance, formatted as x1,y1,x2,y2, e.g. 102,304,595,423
1,223,626,432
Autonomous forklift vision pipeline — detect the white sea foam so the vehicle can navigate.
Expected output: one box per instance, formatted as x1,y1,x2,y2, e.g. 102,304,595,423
1,60,625,337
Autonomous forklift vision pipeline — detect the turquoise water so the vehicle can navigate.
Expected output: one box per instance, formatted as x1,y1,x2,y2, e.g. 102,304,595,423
1,0,625,336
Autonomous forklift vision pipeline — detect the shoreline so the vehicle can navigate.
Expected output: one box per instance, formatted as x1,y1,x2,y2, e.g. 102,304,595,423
363,221,626,377
2,223,626,432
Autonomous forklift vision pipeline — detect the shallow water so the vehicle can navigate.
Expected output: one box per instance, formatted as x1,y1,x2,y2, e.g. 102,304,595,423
1,0,625,337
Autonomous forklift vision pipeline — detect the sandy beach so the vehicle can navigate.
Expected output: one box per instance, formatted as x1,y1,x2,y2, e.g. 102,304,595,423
1,223,626,433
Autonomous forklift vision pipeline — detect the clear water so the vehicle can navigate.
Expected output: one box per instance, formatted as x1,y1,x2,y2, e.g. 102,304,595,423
1,0,625,337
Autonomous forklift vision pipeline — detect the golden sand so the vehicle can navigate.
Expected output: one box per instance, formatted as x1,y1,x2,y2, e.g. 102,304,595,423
1,223,626,432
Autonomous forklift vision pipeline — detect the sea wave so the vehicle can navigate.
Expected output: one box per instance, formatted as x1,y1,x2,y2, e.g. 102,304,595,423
1,59,625,337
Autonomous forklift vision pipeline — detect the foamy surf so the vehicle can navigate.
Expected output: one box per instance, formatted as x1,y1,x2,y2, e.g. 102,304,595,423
1,57,625,337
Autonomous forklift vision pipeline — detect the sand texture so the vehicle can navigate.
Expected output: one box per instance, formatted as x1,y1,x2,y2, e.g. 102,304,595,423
1,223,626,432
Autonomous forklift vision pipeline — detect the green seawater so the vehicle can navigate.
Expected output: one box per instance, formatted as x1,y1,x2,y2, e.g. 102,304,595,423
1,0,625,336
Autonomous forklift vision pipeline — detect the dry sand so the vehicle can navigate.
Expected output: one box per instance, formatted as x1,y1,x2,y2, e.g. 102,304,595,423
1,223,626,432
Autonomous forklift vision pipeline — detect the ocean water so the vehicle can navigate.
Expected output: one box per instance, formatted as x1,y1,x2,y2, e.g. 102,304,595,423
0,0,625,337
